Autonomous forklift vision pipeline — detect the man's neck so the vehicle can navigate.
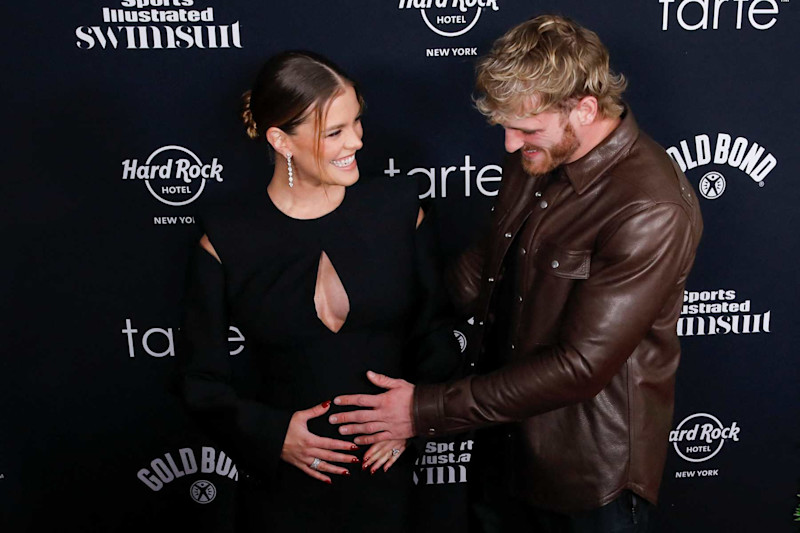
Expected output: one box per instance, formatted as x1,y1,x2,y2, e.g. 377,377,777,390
567,115,622,163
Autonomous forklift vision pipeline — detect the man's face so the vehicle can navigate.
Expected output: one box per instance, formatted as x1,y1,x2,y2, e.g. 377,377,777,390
500,109,580,177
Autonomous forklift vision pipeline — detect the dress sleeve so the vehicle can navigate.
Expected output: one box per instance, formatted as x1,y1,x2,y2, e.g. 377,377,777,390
178,244,293,477
404,207,463,385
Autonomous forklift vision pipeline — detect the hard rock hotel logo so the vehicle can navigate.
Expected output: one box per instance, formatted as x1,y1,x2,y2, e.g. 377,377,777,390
666,133,777,200
75,0,242,50
398,0,500,58
670,412,741,479
121,145,223,223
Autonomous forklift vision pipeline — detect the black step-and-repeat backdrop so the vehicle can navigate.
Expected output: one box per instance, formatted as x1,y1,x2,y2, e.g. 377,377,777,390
4,1,799,531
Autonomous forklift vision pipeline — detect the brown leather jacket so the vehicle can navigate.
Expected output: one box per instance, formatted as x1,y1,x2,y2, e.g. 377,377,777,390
413,110,703,512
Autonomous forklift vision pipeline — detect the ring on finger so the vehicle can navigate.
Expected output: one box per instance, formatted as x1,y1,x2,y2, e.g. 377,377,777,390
310,457,321,470
391,448,401,456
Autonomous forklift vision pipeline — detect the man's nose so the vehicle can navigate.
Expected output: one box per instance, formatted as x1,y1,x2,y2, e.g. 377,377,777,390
504,129,523,153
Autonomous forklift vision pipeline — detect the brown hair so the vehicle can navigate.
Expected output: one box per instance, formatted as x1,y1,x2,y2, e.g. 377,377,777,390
475,15,627,122
241,51,364,156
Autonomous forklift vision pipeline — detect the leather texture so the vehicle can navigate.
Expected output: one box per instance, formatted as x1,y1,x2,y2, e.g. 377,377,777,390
414,109,703,512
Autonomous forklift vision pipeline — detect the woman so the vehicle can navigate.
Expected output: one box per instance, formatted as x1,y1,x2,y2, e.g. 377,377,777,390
179,51,459,532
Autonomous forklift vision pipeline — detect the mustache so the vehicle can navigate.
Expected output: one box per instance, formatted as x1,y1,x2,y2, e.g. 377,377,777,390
521,144,544,152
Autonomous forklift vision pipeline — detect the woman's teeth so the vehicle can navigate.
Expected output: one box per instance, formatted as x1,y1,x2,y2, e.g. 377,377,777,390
331,155,355,168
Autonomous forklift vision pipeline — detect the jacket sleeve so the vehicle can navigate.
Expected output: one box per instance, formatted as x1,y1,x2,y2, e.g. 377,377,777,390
414,202,697,435
403,206,463,385
178,244,293,476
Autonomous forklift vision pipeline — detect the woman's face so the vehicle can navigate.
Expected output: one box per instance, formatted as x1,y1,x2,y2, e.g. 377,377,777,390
288,85,364,187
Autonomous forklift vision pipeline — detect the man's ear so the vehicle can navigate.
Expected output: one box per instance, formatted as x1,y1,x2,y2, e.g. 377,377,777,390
266,126,290,156
573,96,599,125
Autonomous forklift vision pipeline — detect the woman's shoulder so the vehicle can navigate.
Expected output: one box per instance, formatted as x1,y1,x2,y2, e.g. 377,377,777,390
349,176,420,216
195,195,271,242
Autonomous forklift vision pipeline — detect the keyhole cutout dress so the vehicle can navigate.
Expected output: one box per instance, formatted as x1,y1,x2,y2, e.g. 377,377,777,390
180,178,459,532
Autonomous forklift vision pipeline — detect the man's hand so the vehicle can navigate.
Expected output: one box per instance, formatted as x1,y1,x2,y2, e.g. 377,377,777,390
329,371,416,445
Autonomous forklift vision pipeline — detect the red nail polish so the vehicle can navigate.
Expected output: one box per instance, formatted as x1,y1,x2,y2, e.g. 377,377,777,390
350,444,359,450
321,401,331,408
351,457,360,463
324,479,332,484
343,470,351,476
370,468,376,475
362,463,368,470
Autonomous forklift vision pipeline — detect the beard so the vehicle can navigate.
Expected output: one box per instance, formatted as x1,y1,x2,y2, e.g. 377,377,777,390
520,121,580,177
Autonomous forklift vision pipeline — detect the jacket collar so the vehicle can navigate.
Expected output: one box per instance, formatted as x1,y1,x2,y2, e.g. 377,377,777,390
561,107,639,195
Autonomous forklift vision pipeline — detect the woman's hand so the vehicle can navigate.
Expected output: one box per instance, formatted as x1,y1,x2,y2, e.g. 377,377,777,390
281,401,360,484
363,439,408,474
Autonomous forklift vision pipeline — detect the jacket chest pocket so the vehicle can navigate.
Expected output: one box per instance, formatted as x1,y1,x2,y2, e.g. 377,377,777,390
532,241,591,280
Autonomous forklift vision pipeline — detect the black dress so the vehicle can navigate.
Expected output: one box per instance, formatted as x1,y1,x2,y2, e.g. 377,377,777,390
179,177,459,532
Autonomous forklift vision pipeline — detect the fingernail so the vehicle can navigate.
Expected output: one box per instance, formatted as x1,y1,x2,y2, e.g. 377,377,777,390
370,468,376,475
367,371,375,378
343,470,351,476
351,457,360,463
329,415,338,423
350,444,359,450
321,401,331,408
362,463,368,470
340,427,349,434
333,397,341,405
324,479,332,485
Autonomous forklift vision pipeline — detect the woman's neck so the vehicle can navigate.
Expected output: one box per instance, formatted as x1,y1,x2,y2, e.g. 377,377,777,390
267,168,346,220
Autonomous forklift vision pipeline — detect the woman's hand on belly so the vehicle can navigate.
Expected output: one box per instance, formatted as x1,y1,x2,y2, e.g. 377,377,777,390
363,439,408,474
280,401,361,484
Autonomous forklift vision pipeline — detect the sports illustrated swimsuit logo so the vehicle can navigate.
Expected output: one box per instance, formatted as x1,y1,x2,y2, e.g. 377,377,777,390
678,289,772,337
137,446,237,499
666,133,777,199
659,0,786,31
414,439,473,485
121,145,223,213
670,413,741,479
384,156,502,198
76,0,243,50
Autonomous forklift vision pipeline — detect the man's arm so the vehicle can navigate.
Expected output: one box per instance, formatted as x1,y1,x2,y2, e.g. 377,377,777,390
332,202,697,442
415,202,697,435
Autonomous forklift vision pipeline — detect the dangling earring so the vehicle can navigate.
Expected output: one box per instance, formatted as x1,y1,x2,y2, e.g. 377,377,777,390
286,153,294,188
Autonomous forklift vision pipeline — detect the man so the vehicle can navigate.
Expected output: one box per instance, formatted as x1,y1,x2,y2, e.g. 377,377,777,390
330,14,702,532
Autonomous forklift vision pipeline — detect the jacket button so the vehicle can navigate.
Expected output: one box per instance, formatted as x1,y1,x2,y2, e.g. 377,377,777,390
478,321,484,326
535,191,542,197
520,248,526,255
540,200,548,209
488,277,495,283
504,232,512,238
491,206,495,212
469,362,475,367
428,428,436,435
518,295,523,302
511,344,516,350
551,260,560,269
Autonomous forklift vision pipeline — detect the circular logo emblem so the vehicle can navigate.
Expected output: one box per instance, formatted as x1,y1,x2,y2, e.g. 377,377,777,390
453,330,467,353
125,145,223,207
189,480,217,504
421,6,483,37
670,413,740,463
698,171,726,200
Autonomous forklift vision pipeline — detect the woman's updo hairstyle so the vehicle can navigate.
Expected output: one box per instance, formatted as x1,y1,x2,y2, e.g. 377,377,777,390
241,51,364,144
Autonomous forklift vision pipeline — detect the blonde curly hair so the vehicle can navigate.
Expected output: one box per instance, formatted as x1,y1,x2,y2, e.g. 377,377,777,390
475,15,627,122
